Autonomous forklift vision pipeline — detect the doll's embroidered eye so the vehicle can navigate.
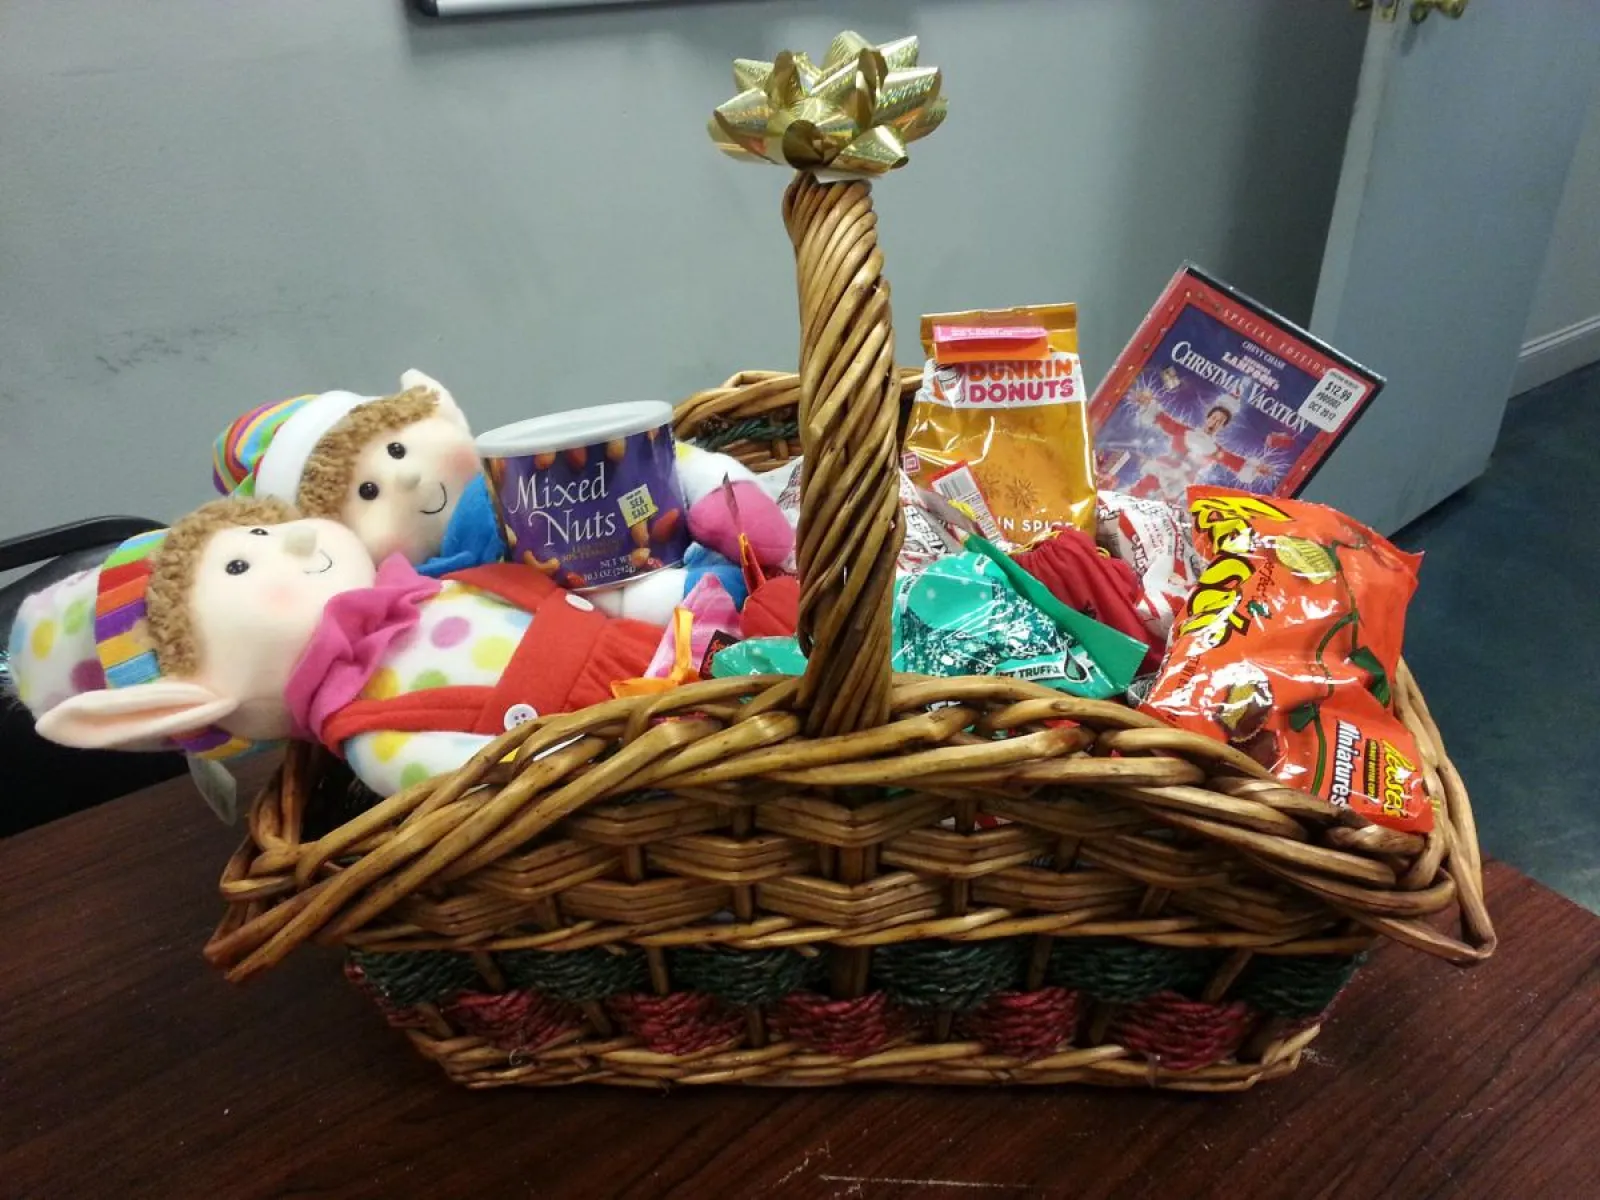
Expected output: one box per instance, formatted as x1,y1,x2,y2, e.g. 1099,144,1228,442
359,481,380,501
249,528,268,536
387,443,406,460
226,559,250,576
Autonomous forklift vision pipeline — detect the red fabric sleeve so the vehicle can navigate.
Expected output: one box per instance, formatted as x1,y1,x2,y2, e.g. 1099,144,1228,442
321,687,487,751
1012,532,1161,671
741,575,801,639
445,562,564,609
476,592,663,731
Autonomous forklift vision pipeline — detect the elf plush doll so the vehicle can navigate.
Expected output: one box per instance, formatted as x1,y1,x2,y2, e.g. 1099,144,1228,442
11,497,665,797
210,372,794,622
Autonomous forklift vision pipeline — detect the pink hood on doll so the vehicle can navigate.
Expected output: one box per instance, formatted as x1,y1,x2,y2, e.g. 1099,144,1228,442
282,555,442,743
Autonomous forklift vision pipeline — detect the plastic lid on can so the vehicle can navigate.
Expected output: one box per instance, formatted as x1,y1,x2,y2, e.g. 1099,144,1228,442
475,401,674,457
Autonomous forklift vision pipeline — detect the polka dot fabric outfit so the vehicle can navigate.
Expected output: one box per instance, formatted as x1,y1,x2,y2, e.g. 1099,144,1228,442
344,581,533,796
7,570,104,716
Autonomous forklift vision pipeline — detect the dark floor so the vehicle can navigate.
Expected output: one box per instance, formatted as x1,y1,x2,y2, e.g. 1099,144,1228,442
1395,360,1600,913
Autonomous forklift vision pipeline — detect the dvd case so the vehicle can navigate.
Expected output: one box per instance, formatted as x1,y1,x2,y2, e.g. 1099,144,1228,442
1088,265,1384,506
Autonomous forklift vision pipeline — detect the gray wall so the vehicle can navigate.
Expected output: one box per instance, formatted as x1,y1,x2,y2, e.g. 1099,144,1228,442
1517,77,1600,392
0,0,1364,540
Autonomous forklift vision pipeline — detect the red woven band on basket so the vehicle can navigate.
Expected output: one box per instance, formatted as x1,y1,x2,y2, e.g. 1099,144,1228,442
607,991,745,1056
442,989,580,1053
1109,991,1255,1072
956,988,1083,1060
771,991,906,1059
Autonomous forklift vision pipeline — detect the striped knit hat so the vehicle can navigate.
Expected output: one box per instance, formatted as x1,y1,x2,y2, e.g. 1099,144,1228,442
213,390,373,501
10,528,258,761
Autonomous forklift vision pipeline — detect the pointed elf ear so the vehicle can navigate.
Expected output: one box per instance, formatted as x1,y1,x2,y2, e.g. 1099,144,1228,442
400,369,466,427
36,680,239,750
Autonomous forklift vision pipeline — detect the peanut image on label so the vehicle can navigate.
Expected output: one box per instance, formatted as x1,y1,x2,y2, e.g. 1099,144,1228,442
650,508,681,542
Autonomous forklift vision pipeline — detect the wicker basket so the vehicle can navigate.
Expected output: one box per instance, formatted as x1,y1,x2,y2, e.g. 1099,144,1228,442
206,175,1494,1090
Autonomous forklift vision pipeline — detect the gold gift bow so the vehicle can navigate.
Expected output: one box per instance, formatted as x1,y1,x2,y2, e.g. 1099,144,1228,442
709,30,945,177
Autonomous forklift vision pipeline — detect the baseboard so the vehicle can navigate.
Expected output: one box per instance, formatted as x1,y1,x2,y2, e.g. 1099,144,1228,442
1513,312,1600,395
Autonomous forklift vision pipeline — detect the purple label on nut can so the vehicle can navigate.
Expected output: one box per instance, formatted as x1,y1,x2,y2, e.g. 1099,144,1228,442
485,424,690,591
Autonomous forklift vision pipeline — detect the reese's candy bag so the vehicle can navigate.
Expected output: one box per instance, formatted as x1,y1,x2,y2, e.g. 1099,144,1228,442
905,304,1096,541
1141,488,1431,833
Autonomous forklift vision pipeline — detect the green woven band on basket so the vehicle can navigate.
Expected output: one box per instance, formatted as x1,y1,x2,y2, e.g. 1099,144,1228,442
668,945,827,1006
346,949,480,1008
871,938,1028,1012
496,946,648,1002
1046,939,1218,1003
303,765,385,841
1234,953,1368,1018
695,415,800,454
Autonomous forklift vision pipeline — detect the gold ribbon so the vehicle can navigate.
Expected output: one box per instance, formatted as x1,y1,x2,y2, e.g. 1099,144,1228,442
709,31,945,178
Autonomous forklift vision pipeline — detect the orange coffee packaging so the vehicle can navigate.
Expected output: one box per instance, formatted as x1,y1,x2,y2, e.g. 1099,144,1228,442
905,304,1096,542
1142,488,1431,833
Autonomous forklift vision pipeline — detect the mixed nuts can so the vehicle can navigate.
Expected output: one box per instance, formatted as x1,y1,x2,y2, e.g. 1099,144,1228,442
476,401,690,591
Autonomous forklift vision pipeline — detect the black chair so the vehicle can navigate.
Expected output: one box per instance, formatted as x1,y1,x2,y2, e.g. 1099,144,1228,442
0,517,186,836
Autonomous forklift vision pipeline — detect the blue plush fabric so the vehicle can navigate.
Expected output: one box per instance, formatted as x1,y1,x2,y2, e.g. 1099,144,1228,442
682,543,748,608
416,474,505,578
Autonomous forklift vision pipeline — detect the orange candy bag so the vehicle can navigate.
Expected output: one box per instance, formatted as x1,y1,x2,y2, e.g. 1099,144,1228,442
1142,488,1431,833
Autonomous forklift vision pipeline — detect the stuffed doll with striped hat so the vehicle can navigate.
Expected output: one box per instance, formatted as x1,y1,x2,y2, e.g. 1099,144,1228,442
10,497,667,799
212,370,496,574
10,500,373,755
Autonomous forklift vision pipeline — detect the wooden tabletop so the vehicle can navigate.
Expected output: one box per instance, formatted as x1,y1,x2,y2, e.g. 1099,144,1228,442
2,779,1596,1200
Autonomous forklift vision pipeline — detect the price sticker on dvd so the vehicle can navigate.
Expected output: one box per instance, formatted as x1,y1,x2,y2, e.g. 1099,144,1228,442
1300,368,1369,433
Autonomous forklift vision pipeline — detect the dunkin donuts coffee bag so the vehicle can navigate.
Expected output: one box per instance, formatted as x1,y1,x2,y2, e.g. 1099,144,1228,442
904,304,1096,541
1142,488,1431,833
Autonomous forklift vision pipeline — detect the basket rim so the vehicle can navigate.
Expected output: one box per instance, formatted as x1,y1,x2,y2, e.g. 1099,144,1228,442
205,658,1493,985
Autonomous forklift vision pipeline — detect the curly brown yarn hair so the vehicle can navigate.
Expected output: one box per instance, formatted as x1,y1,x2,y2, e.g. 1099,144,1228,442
145,496,300,678
294,387,439,518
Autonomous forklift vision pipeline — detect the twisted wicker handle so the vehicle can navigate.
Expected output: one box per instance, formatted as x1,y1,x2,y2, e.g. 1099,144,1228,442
783,172,906,738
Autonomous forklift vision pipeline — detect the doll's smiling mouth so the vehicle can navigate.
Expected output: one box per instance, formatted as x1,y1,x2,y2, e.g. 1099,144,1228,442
302,551,334,575
420,483,448,515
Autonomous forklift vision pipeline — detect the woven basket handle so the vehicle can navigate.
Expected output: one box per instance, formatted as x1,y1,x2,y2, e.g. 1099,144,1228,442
783,172,906,738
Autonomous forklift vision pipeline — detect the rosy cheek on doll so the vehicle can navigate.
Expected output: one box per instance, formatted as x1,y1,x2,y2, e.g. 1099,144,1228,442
263,583,300,609
447,445,480,480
